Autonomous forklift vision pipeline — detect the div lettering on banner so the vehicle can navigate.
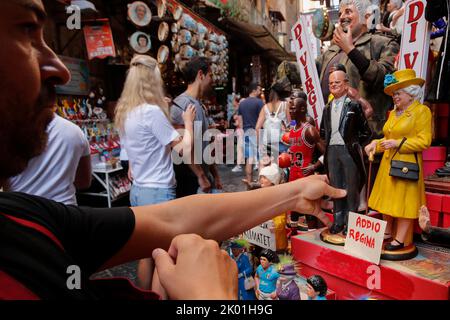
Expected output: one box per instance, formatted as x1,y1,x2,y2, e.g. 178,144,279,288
399,0,431,102
291,15,325,129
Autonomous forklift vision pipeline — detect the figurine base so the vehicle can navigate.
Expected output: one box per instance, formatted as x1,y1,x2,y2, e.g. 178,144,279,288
381,244,419,261
320,229,346,246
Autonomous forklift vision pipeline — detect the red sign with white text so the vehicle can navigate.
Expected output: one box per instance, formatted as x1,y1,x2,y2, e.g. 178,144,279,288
291,15,325,129
83,22,116,60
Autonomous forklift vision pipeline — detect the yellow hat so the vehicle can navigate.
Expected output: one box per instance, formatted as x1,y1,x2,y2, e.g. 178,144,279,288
384,69,425,96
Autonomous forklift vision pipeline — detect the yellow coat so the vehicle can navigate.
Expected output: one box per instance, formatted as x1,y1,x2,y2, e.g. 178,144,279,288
368,101,432,219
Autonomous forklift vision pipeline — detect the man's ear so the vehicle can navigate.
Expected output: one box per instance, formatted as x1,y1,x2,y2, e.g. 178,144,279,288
197,70,204,81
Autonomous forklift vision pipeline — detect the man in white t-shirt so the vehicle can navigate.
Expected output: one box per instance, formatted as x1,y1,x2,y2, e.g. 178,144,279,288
6,114,91,205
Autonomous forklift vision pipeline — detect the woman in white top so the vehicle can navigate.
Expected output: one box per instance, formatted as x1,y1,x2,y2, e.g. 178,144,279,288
255,83,291,159
114,55,195,290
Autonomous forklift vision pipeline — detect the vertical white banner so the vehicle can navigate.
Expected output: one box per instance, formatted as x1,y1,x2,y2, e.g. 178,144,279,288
399,0,431,101
291,15,325,128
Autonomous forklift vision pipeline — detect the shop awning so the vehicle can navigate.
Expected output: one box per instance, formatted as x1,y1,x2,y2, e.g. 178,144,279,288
220,17,295,63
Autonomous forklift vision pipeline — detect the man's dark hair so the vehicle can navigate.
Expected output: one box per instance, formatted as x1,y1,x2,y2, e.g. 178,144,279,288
248,82,260,94
259,249,279,263
307,275,327,297
181,57,210,84
137,34,148,43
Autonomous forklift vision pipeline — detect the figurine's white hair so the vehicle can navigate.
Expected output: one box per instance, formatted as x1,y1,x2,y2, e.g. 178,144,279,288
340,0,372,22
399,85,423,101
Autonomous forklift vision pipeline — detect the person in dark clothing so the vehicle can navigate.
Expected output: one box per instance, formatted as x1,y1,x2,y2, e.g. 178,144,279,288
237,82,264,182
425,0,449,103
320,70,372,236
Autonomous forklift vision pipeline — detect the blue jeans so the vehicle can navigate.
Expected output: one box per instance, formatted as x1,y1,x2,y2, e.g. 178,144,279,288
130,185,176,206
244,134,258,160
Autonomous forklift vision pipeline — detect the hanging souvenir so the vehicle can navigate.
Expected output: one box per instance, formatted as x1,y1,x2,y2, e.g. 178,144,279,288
179,29,192,44
157,0,166,18
173,5,183,20
127,1,152,27
130,31,151,54
157,45,170,64
180,14,197,32
158,22,169,42
171,22,179,33
179,45,196,59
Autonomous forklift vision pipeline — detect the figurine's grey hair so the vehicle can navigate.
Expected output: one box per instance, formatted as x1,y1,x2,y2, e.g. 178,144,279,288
340,0,372,22
399,85,424,101
390,0,403,10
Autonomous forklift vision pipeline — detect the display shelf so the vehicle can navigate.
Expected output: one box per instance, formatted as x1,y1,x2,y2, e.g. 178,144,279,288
80,165,130,207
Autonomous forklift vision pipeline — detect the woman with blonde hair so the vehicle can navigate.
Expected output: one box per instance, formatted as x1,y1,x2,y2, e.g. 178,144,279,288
115,55,195,289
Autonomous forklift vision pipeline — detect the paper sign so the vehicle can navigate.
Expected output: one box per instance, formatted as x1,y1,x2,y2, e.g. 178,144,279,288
242,220,276,251
399,0,430,101
344,212,387,265
83,22,116,60
291,15,325,129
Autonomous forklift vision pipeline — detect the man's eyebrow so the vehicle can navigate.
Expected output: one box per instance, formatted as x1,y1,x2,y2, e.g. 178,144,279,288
18,0,48,21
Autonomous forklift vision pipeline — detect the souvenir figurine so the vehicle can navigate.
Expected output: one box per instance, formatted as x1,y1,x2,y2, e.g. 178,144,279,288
229,239,256,300
242,163,288,252
364,69,432,260
275,255,300,300
320,69,372,245
286,94,324,234
255,249,279,300
306,275,327,300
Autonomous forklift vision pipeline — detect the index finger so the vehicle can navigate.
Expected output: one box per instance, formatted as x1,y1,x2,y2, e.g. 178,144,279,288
323,184,347,199
167,233,203,260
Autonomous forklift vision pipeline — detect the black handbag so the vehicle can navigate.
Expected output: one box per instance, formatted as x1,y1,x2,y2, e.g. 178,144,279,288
389,137,420,181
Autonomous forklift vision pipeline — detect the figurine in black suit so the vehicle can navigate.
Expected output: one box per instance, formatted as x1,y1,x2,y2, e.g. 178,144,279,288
320,70,372,235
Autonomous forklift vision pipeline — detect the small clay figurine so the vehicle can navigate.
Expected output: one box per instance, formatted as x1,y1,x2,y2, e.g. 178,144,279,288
229,239,256,300
275,255,300,300
306,275,327,300
320,69,372,243
255,249,279,300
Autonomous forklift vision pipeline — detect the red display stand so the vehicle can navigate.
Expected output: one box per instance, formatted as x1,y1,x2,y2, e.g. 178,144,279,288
423,147,447,178
442,195,450,228
291,228,450,300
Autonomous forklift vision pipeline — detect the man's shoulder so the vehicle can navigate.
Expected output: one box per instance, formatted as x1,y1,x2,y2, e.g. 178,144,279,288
174,93,199,107
52,115,85,140
241,97,263,108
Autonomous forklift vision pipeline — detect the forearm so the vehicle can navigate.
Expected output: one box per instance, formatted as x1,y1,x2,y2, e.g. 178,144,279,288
74,156,92,190
347,48,370,76
162,184,298,241
173,123,194,156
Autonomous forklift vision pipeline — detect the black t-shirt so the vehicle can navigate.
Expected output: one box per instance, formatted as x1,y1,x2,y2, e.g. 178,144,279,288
0,192,135,299
238,97,264,131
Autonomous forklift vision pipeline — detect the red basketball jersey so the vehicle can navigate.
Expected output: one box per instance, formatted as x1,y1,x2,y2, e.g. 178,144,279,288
288,123,314,181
